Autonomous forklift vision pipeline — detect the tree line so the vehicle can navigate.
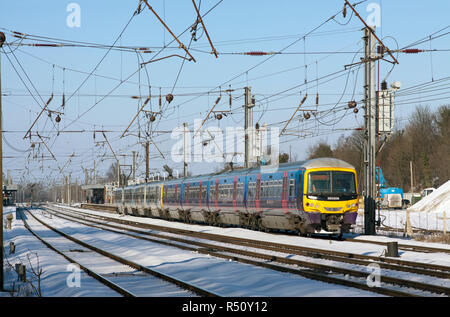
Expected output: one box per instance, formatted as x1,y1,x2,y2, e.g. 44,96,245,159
306,105,450,192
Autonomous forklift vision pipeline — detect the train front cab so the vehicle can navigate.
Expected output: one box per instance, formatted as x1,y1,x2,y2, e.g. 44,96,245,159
302,163,359,234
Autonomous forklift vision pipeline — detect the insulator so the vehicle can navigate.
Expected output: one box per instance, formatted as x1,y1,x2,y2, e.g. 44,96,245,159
150,115,156,122
216,113,223,120
401,49,424,54
343,4,347,18
353,108,359,114
55,115,61,123
0,32,7,44
348,101,357,109
166,94,174,103
255,122,260,130
304,112,311,120
316,93,319,106
381,81,388,91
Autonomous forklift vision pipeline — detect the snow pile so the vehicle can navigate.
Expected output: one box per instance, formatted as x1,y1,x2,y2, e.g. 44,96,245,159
408,180,450,214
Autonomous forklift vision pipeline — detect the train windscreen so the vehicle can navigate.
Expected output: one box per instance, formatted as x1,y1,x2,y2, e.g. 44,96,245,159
307,171,356,197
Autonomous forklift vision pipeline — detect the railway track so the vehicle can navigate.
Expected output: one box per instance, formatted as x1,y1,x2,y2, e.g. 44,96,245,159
19,207,219,297
19,208,136,297
80,203,450,255
41,205,450,296
52,205,450,270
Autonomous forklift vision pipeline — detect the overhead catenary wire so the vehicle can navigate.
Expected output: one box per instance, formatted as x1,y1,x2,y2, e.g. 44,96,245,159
7,1,450,184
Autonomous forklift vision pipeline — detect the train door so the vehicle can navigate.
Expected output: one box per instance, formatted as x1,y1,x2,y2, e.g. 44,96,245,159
156,185,162,210
208,179,218,212
287,172,297,211
297,171,304,211
282,172,288,211
256,174,261,213
179,183,185,211
233,177,237,212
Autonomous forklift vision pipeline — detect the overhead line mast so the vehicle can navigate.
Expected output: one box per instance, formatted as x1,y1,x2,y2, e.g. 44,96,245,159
343,0,399,65
343,1,399,235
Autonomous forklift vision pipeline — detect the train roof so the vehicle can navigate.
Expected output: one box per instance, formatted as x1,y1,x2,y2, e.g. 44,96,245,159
301,158,355,170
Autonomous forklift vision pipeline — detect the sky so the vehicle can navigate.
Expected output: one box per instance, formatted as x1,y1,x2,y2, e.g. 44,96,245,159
1,0,450,186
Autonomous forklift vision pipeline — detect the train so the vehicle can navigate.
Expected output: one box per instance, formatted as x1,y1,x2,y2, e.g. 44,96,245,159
112,158,359,236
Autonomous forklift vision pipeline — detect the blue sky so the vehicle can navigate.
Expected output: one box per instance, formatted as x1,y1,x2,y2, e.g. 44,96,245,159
1,0,450,185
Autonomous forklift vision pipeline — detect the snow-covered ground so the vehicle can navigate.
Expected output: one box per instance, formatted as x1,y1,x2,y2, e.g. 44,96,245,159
56,204,450,268
2,206,384,297
38,205,450,295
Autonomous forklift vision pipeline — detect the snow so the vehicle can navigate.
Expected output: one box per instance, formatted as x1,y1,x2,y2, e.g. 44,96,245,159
408,180,450,214
2,206,380,297
1,207,120,297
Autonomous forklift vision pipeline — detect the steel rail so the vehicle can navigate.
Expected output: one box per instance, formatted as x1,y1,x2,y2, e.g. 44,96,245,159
76,204,450,270
44,206,450,296
58,205,450,279
18,208,136,297
25,208,219,297
42,207,418,297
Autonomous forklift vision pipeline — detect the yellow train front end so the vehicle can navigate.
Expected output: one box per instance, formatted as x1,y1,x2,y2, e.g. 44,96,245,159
302,166,359,234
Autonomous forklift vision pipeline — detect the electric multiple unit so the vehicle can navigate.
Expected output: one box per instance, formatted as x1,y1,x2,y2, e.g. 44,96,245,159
113,158,359,235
